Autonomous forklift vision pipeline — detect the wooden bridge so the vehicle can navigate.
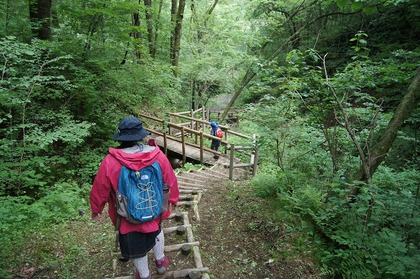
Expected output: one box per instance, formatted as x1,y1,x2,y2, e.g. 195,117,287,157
139,107,259,180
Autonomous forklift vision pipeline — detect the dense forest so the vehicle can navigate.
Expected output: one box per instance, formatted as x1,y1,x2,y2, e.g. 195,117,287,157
1,0,419,278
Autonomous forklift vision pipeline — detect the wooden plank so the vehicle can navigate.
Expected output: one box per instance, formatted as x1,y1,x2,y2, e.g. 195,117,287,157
138,113,164,123
232,163,254,168
204,167,230,178
178,181,209,188
179,172,217,181
163,224,192,234
178,185,206,191
165,241,200,252
177,200,198,206
177,172,219,181
179,189,204,194
159,267,210,279
152,135,223,164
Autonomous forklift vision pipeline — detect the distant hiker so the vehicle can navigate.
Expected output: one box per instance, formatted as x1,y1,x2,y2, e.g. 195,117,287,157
90,116,179,279
209,121,222,159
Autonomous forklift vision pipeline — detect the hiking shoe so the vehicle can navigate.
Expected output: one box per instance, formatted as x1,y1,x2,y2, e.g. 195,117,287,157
135,270,151,279
155,256,169,274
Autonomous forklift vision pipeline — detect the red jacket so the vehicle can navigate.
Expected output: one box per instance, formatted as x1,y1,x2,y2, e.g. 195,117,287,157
90,144,179,234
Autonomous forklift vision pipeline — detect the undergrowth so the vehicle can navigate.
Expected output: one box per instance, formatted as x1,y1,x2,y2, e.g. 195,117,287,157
249,164,420,278
0,181,90,278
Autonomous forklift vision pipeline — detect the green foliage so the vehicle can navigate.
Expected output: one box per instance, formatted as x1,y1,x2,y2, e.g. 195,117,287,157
251,164,419,278
0,182,87,235
249,164,284,197
0,181,88,278
181,162,205,172
32,182,87,223
243,38,419,278
264,165,420,278
0,37,96,196
0,0,419,277
105,61,184,113
313,172,420,278
240,95,340,182
0,1,32,40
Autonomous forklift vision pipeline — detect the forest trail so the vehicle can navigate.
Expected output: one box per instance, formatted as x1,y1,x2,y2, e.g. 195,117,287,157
108,161,319,279
12,159,319,279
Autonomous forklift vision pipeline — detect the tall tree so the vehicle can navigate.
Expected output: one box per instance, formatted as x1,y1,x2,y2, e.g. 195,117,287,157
29,0,52,40
152,0,164,58
170,0,186,76
352,67,420,190
132,7,142,61
189,0,220,110
143,0,155,57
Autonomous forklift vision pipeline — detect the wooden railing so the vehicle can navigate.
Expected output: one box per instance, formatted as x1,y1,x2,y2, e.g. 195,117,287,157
139,108,258,180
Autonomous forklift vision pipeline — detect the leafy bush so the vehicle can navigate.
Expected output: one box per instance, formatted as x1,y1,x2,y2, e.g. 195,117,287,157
310,168,420,278
0,181,87,278
249,164,283,198
246,100,419,278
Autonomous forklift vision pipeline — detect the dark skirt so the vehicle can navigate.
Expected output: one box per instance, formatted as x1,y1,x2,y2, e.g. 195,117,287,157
119,228,161,259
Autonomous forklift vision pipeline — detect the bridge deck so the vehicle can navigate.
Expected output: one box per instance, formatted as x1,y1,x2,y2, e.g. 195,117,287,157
152,135,229,166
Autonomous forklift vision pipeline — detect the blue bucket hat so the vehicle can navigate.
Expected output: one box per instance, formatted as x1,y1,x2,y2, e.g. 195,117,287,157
114,116,151,141
210,121,218,128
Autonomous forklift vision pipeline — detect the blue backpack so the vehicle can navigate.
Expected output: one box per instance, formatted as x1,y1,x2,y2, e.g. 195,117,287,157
116,161,164,223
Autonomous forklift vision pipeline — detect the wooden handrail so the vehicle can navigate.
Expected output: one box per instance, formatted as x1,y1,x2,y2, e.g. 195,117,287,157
139,113,164,123
168,113,251,139
167,122,228,144
144,127,220,154
169,113,212,125
139,110,258,180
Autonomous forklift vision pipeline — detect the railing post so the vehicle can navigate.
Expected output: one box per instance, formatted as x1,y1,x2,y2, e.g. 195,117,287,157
252,134,258,176
195,120,199,144
202,107,206,133
199,131,204,164
190,109,194,131
165,118,171,136
163,132,168,155
181,127,186,164
252,148,258,176
223,128,228,154
229,144,235,180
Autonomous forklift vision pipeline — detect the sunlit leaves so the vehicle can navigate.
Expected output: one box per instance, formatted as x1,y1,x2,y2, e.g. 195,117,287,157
0,37,96,198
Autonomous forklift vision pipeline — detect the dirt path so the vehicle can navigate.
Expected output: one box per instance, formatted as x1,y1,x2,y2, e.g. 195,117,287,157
193,175,320,279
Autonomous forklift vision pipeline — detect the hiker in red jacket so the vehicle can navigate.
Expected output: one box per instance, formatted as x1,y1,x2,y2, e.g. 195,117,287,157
90,116,179,279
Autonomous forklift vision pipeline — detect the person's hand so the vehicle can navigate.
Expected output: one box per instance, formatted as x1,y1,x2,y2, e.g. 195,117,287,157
91,212,101,221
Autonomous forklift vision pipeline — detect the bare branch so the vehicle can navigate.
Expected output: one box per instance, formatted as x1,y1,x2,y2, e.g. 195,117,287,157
321,54,372,183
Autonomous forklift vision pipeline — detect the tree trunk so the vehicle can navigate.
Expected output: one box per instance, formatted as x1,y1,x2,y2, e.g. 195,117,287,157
353,67,420,192
170,0,186,76
170,0,178,65
132,11,142,61
84,14,102,52
29,0,52,40
189,0,219,109
152,0,164,58
220,67,258,121
144,0,155,57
